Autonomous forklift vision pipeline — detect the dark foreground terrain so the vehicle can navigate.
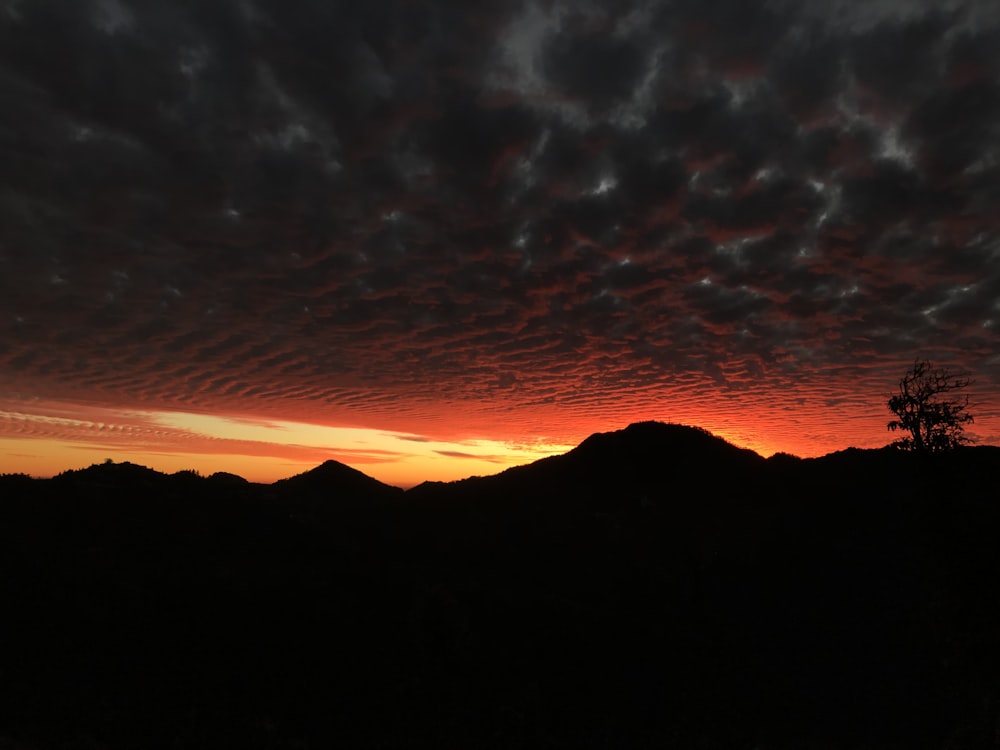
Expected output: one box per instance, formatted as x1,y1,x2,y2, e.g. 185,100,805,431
2,422,1000,749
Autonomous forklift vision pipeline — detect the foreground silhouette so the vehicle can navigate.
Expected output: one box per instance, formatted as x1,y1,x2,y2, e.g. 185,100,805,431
888,359,975,452
2,422,999,749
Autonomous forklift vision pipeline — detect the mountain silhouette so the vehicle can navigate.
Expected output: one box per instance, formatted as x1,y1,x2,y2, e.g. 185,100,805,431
273,458,404,506
3,422,1000,749
29,422,767,500
207,470,251,485
52,459,167,488
407,421,765,515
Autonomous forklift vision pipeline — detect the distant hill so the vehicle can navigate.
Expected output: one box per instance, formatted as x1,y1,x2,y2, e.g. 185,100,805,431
207,471,250,485
407,421,766,512
273,459,404,505
52,460,167,488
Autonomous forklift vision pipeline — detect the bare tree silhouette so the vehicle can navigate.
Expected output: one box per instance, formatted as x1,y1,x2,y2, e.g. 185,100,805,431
887,359,974,452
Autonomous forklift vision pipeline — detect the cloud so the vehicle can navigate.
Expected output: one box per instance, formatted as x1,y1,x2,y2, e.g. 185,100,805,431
434,450,507,463
0,0,998,464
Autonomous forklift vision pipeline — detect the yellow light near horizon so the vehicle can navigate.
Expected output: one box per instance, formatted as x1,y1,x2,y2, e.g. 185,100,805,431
154,411,576,480
0,408,578,487
0,437,317,484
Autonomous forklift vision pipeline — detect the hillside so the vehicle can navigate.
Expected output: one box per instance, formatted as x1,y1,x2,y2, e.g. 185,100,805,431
2,422,999,749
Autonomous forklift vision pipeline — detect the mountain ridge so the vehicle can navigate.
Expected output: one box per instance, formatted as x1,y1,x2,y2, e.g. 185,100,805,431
11,420,1000,497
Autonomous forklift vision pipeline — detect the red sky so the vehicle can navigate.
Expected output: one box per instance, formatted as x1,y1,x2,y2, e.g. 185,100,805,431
1,0,999,486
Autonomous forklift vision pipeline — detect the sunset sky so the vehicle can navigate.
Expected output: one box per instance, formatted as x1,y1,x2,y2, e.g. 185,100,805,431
2,0,999,487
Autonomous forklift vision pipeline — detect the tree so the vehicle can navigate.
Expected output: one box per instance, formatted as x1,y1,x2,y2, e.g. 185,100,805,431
887,359,974,452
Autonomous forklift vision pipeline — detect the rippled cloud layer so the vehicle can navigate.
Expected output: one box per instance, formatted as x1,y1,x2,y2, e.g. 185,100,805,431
2,0,999,478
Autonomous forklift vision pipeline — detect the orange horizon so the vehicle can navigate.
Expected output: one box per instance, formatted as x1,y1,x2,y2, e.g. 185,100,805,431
4,392,996,488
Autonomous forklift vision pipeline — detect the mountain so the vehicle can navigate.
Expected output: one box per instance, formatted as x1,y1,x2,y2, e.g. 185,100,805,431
407,421,766,511
51,460,167,488
207,470,250,485
273,458,404,505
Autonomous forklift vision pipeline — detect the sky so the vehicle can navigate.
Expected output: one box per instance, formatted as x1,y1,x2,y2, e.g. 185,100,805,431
2,0,1000,487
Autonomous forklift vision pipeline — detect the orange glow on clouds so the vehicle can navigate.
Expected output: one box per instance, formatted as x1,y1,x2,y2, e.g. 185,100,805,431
2,382,997,487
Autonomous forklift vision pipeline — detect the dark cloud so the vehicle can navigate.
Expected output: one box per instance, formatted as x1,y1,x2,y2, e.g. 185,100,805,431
541,19,647,113
771,29,846,123
848,12,952,105
905,78,1000,180
1,0,999,455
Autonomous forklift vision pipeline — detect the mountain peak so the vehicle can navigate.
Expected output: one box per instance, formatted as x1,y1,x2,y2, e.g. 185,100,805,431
289,459,379,482
405,421,765,509
573,421,761,463
274,458,403,502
